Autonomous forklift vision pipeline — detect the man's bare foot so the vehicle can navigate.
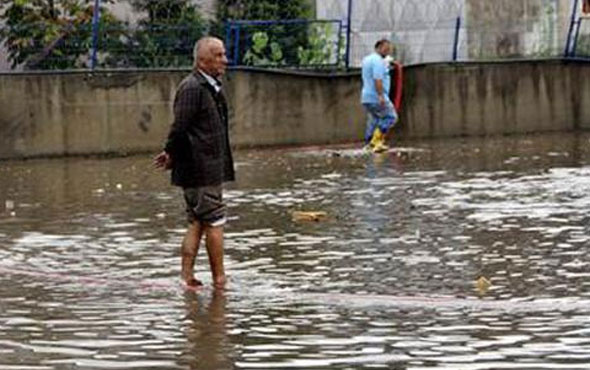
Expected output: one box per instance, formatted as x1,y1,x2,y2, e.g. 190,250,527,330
213,275,226,289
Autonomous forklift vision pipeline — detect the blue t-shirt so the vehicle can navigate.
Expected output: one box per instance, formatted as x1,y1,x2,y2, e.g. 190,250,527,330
361,52,391,104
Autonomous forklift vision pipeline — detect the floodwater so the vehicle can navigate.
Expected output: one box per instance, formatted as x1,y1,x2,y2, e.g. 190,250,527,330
1,132,590,369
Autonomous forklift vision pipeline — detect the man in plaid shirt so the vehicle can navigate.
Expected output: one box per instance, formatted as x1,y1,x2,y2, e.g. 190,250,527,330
154,37,235,289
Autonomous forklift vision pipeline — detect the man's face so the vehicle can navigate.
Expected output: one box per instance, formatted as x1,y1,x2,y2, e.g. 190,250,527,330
200,40,228,77
378,43,392,57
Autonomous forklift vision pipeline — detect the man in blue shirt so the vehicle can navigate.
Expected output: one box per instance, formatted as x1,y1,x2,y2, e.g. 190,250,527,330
361,39,398,152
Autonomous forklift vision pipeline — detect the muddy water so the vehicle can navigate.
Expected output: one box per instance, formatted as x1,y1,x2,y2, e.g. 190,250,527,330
1,132,590,369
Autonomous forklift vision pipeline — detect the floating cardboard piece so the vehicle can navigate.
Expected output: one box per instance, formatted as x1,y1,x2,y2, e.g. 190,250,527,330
476,276,492,295
292,211,328,222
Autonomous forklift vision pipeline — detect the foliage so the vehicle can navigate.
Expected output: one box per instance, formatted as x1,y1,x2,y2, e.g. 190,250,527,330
0,0,207,69
243,31,283,66
216,0,311,66
123,0,206,67
297,22,338,66
575,34,590,58
217,0,311,22
0,0,325,70
0,0,123,69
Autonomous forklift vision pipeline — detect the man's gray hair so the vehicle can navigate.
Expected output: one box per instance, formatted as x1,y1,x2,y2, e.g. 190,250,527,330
193,36,223,64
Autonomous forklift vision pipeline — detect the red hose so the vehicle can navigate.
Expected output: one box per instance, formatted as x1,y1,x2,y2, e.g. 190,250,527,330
392,61,403,111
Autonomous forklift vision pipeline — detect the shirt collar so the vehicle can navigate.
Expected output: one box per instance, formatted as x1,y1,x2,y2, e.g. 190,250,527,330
198,69,222,92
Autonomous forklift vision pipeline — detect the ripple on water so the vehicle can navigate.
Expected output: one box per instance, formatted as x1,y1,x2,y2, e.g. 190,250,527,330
2,135,590,368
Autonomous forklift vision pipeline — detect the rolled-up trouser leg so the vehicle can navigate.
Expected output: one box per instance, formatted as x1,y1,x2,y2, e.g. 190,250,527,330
363,102,398,144
183,185,226,227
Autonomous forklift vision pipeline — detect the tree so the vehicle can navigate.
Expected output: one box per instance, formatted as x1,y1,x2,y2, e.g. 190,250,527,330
0,0,123,69
123,0,206,67
217,0,311,21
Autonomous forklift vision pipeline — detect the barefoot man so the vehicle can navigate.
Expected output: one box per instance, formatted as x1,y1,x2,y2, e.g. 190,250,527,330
154,37,235,289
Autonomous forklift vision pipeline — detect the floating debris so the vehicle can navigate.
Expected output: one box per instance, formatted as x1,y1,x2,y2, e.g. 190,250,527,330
292,211,328,222
476,276,492,295
5,200,14,210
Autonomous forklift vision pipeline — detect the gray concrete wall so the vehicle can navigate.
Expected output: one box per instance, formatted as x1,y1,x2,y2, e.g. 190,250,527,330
0,68,364,159
1,60,590,159
0,71,180,158
228,70,363,148
400,60,590,138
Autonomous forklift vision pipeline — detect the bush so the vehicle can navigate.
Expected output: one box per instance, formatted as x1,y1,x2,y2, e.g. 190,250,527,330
122,0,206,68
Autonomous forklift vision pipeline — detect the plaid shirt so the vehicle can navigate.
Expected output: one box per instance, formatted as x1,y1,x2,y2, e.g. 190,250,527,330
164,71,235,187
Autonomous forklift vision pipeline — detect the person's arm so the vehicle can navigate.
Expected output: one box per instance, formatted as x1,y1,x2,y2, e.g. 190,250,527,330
374,79,385,107
373,59,387,107
154,85,200,170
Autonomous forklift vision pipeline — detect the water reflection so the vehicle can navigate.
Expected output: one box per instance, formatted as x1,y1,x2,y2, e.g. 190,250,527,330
181,290,233,370
1,132,590,368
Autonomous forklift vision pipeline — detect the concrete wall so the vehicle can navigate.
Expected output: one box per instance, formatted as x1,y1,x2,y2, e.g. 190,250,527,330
0,71,180,158
228,70,363,148
400,59,590,138
0,68,364,159
1,60,590,159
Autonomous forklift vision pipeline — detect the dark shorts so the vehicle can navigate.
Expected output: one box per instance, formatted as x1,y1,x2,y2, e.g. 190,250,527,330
183,185,226,226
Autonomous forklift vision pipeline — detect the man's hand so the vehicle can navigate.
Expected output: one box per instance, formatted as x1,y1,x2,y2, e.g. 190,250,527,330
378,94,386,107
153,151,172,170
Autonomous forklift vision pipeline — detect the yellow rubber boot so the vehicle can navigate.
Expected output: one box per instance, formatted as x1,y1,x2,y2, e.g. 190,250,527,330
371,129,389,153
369,128,383,148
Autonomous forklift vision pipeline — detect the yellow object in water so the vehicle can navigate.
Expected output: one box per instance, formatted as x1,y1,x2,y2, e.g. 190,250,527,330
372,141,389,153
370,128,389,153
292,211,328,222
476,276,492,295
369,128,384,148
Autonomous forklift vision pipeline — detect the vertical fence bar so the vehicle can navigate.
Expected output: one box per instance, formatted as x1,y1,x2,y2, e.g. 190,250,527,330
452,17,461,61
572,18,583,57
565,0,580,57
90,0,101,69
233,24,241,66
345,0,353,69
337,20,344,67
225,22,233,64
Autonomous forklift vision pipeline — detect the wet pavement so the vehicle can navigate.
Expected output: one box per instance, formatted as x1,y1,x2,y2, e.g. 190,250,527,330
1,132,590,369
